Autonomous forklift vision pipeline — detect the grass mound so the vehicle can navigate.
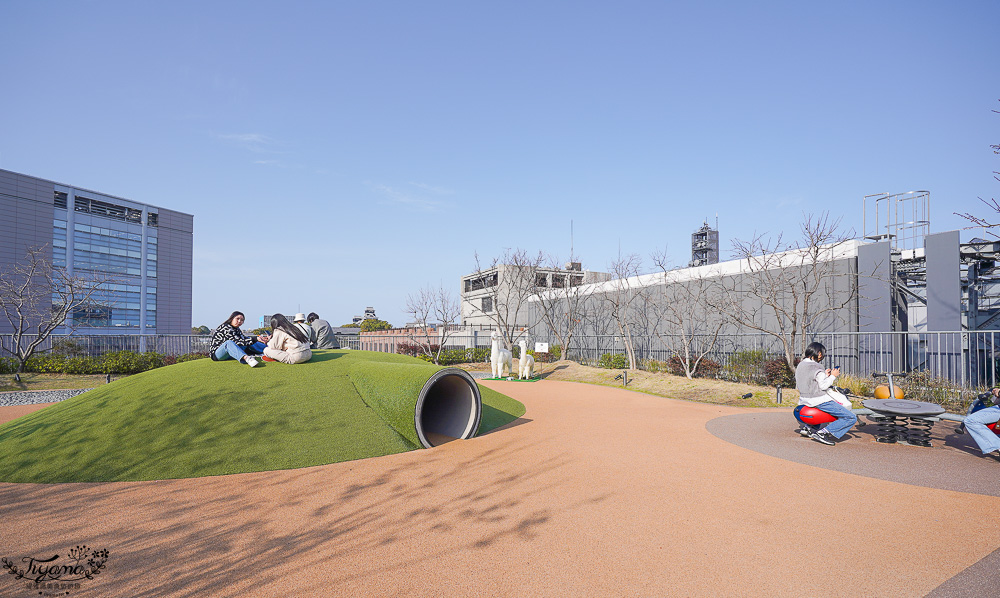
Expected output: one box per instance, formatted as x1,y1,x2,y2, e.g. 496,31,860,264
0,350,525,483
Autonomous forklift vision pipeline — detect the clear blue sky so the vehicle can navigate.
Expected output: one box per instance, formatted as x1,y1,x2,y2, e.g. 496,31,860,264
2,0,997,329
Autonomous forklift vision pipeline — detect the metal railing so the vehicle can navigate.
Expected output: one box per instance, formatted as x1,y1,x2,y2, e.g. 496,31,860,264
0,334,212,358
5,330,990,391
341,329,998,390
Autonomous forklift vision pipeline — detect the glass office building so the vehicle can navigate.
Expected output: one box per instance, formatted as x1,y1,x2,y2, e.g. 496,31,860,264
0,169,193,334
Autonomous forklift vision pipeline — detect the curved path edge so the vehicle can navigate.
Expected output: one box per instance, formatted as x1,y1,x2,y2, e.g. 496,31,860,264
705,411,1000,497
1,383,999,597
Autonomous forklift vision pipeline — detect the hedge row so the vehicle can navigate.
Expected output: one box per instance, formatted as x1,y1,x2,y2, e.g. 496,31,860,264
0,351,210,375
596,349,799,387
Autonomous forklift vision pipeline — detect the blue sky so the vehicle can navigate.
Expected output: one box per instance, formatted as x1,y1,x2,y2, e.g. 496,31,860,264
2,0,997,328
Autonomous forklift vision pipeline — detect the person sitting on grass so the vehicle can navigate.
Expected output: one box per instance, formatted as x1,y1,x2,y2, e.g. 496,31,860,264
965,387,1000,459
307,312,339,349
262,313,313,364
210,311,270,368
293,313,317,347
795,341,857,446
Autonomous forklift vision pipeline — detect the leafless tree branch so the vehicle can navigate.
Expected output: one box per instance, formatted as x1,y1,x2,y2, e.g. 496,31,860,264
463,248,544,349
404,284,460,365
0,246,115,372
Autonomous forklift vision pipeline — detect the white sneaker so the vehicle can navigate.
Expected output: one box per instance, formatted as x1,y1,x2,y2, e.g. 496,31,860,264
246,356,259,367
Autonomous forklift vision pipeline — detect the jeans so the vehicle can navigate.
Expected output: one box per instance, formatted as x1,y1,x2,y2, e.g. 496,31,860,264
215,340,250,362
966,405,1000,454
814,400,858,439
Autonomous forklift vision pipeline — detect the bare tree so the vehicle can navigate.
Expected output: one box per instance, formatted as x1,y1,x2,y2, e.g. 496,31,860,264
404,284,460,365
955,100,1000,236
464,248,544,349
650,250,727,379
0,246,113,372
601,253,645,370
716,212,857,369
533,255,592,360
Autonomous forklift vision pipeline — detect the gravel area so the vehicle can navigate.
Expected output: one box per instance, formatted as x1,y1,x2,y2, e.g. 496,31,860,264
0,388,93,407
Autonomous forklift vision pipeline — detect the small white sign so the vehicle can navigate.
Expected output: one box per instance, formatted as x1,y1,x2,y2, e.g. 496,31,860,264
535,342,549,353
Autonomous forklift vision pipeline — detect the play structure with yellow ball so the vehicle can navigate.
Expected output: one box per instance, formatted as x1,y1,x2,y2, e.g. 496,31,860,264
873,384,905,400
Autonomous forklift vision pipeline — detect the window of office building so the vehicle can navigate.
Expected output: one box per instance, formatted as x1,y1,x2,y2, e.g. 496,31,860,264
53,200,158,329
72,222,144,276
146,234,157,278
53,218,67,269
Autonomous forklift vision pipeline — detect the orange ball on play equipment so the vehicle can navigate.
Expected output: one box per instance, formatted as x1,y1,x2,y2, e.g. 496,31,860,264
874,384,904,399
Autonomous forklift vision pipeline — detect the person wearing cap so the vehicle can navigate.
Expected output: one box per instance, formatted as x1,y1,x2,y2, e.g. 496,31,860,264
293,313,317,347
307,312,338,349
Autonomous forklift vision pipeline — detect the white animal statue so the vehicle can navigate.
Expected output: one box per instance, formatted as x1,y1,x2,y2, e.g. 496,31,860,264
518,338,535,380
490,330,512,378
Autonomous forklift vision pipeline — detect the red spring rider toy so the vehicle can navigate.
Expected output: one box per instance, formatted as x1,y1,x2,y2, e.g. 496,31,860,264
794,404,837,436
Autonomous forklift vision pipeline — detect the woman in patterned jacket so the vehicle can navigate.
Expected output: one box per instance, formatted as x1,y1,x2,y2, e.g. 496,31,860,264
210,311,270,367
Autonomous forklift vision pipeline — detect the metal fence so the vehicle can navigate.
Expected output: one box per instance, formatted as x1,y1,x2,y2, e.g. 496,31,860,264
342,329,998,390
5,329,992,391
0,334,213,359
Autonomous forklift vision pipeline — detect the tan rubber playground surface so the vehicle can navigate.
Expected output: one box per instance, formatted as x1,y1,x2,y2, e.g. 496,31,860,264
1,380,999,597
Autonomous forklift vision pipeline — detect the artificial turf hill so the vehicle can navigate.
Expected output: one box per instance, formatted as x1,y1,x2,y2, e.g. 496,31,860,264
0,350,525,483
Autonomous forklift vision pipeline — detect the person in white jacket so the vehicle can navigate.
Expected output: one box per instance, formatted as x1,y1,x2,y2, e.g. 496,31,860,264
262,313,313,364
795,341,857,446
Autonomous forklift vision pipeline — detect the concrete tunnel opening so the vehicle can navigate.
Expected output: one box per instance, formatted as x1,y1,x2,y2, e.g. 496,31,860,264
415,369,483,448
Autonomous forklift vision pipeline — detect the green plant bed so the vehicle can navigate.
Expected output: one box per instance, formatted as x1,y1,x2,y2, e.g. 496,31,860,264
0,350,525,483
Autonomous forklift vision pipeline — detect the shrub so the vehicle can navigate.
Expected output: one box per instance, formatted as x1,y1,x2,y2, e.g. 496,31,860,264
598,353,629,369
413,348,466,365
0,358,16,374
467,347,490,363
24,354,66,373
643,359,669,373
764,358,796,387
897,370,968,408
100,351,154,375
533,352,553,363
64,356,101,375
836,374,872,399
664,356,721,378
723,349,768,384
697,357,722,378
397,342,432,357
2,349,205,375
439,349,469,365
140,352,166,371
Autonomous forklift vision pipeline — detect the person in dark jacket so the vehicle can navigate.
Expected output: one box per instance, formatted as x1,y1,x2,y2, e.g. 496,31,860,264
210,311,269,367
